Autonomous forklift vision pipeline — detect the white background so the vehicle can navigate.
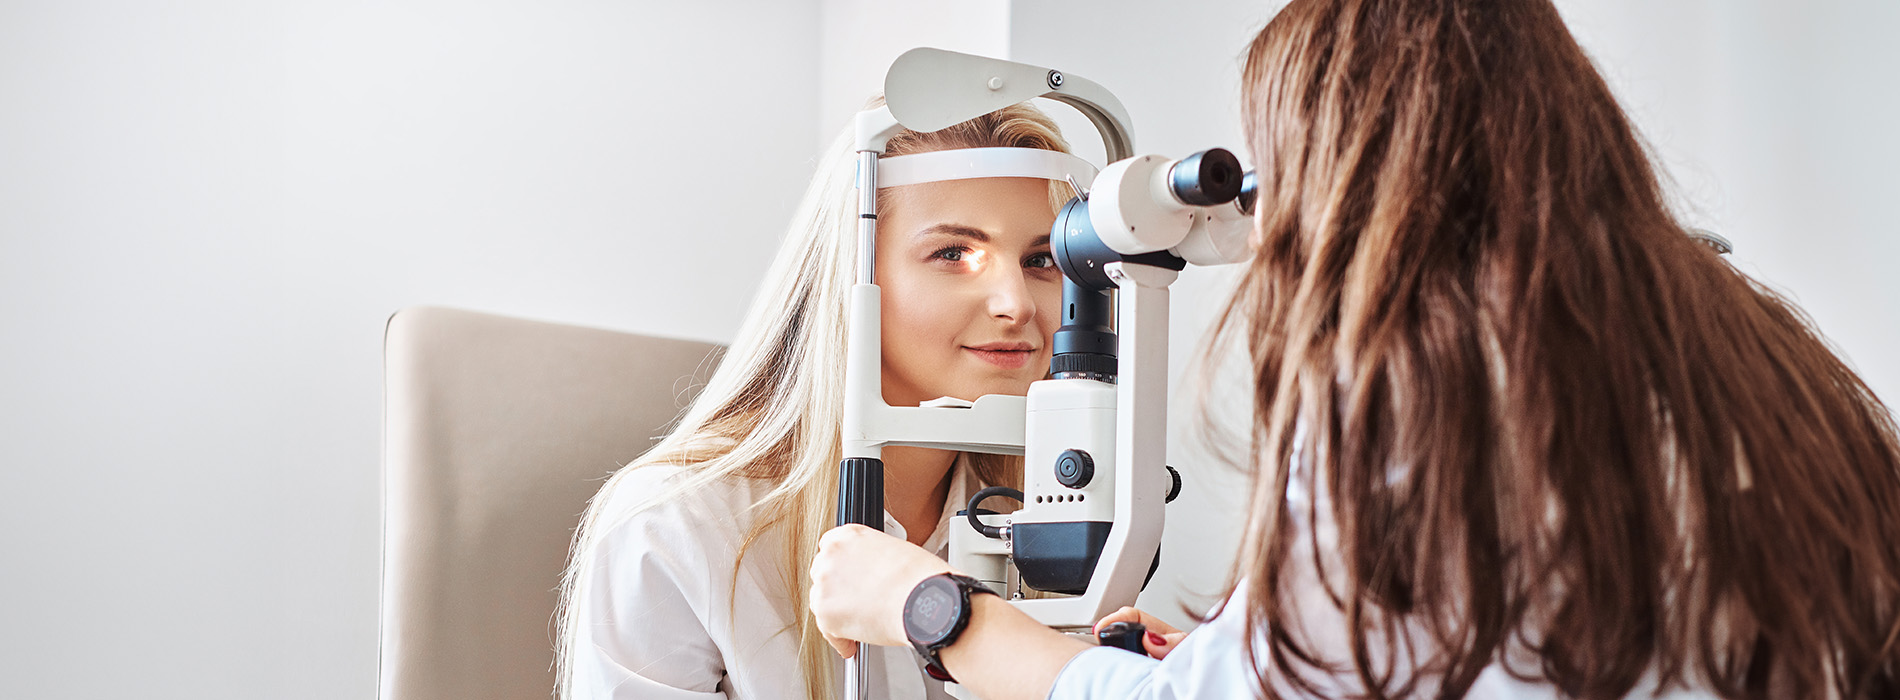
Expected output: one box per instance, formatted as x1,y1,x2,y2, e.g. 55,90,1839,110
2,1,1893,698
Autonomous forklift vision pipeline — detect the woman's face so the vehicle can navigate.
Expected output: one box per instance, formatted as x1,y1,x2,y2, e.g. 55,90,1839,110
876,177,1062,407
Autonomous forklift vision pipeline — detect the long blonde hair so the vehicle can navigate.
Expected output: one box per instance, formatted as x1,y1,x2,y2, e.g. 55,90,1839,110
554,98,1073,700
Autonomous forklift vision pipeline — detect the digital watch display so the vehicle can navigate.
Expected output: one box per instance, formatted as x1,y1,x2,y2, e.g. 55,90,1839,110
902,573,998,682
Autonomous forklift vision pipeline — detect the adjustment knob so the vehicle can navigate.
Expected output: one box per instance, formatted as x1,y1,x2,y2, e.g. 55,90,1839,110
1055,449,1094,489
1164,465,1182,503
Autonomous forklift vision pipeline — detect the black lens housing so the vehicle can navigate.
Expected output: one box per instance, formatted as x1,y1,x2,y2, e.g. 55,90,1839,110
1167,148,1243,206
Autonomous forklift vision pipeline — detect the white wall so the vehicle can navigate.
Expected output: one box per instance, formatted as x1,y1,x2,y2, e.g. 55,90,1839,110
4,1,1895,698
1,2,818,698
817,0,1010,149
1553,0,1900,403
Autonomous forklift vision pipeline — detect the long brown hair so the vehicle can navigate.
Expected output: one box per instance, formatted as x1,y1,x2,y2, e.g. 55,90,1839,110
1216,0,1900,697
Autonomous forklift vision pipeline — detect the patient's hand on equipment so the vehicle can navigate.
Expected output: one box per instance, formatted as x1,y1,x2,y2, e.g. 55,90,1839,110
811,524,1099,700
1094,607,1186,659
810,524,953,658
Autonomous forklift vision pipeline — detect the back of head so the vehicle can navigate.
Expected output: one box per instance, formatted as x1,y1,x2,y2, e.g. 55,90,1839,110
1224,0,1900,697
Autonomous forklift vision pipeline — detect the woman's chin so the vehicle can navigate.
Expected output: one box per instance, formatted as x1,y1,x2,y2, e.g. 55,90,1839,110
967,377,1041,399
909,363,1044,402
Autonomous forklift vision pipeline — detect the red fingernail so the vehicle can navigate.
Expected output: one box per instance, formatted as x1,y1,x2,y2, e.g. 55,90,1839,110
1146,631,1165,646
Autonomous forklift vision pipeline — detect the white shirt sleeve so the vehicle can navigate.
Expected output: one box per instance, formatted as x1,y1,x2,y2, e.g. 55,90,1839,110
569,473,738,699
1046,648,1162,699
1046,597,1260,700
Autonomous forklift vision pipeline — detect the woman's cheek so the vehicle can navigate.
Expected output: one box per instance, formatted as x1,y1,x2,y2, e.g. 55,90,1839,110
885,279,952,348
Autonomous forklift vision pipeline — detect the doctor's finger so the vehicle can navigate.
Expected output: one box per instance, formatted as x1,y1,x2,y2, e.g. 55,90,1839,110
1093,606,1183,637
1143,630,1187,660
1092,606,1142,633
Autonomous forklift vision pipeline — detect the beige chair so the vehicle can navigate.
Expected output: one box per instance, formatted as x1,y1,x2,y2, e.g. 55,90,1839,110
379,306,723,700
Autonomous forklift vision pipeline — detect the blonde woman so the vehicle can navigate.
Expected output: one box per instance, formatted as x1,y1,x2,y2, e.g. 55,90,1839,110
555,100,1085,700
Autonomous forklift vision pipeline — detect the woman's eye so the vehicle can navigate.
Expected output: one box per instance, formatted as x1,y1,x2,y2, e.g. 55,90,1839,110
1024,252,1056,269
931,246,973,263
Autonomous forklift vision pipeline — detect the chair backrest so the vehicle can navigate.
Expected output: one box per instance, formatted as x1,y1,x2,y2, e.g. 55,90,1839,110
379,306,723,700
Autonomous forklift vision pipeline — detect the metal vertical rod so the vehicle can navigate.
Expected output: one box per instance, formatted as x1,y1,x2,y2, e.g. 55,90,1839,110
856,151,879,285
845,653,868,700
842,148,882,700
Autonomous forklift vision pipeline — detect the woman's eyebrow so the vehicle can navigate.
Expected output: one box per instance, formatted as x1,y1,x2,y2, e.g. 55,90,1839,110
916,224,1052,248
916,223,990,242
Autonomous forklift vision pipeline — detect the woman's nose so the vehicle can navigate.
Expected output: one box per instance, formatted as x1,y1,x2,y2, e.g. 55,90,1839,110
985,269,1036,324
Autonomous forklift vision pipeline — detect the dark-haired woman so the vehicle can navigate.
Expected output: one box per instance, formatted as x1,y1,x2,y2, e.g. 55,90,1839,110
808,0,1900,698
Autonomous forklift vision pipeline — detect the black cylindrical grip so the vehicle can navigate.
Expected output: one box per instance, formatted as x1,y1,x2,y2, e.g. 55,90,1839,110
836,457,885,530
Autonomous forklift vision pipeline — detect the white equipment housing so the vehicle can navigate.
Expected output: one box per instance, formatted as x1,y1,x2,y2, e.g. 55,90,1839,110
837,48,1252,700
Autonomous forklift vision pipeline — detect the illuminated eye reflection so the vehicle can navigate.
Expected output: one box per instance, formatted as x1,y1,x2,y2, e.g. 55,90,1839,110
933,246,988,268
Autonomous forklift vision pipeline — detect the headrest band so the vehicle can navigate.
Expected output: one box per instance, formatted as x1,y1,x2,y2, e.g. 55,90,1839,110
876,147,1098,189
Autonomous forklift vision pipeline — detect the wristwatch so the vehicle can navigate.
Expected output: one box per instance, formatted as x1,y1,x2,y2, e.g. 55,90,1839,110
902,572,998,683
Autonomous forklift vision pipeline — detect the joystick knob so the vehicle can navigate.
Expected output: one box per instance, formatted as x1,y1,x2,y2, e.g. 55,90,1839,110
1055,449,1094,489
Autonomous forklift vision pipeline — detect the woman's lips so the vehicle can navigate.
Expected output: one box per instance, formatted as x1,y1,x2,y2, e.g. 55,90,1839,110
964,346,1034,369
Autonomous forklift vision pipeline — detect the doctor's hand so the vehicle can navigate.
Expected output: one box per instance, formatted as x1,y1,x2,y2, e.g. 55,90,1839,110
810,524,954,659
1094,606,1187,659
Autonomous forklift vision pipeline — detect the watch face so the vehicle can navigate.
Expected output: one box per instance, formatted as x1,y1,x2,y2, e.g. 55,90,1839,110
906,578,961,643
